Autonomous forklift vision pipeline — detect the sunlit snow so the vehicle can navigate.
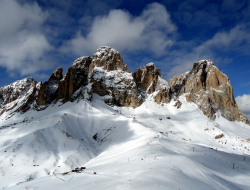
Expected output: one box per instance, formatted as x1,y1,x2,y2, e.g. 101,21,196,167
0,94,249,189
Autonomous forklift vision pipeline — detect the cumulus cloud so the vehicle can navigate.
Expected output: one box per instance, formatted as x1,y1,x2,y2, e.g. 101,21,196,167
236,94,250,121
60,3,176,56
0,0,53,77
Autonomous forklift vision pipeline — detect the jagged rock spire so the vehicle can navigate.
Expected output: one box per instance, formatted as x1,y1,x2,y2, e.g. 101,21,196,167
169,60,248,123
88,46,130,75
0,47,248,124
89,46,142,107
133,62,171,104
0,77,38,115
37,67,63,106
57,56,92,102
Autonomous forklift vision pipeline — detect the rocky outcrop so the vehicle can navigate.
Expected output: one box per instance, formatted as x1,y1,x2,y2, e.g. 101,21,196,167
0,47,247,124
37,67,63,106
133,62,171,104
88,46,129,75
90,67,143,107
48,67,63,81
169,60,248,124
89,47,142,107
57,56,92,102
0,77,38,115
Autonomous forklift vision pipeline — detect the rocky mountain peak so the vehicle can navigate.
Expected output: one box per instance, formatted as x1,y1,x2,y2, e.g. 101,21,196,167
37,67,64,106
194,59,214,67
133,62,171,104
169,60,248,123
0,47,248,124
88,46,129,75
57,56,92,103
146,62,158,71
0,77,38,116
70,56,91,69
133,62,161,92
48,67,63,81
0,77,36,106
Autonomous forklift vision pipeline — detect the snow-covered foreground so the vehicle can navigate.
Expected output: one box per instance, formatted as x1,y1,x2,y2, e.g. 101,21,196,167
0,95,250,190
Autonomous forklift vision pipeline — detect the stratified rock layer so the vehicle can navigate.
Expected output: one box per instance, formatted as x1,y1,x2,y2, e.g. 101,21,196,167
169,60,248,123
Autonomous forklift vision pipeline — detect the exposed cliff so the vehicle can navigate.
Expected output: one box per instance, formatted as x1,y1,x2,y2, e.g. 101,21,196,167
37,67,63,106
133,62,171,104
57,56,92,102
89,46,143,107
0,47,248,124
169,60,248,123
0,77,38,116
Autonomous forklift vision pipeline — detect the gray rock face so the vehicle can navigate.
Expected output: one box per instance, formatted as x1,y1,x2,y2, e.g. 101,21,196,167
57,56,92,102
0,47,247,124
37,67,63,106
89,47,142,107
169,60,248,124
88,46,129,75
0,77,38,115
133,62,171,104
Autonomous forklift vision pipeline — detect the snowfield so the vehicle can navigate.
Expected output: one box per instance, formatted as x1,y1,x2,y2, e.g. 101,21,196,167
0,94,250,190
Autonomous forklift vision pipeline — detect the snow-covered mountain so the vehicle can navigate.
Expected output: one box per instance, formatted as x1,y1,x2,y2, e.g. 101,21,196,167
0,46,249,190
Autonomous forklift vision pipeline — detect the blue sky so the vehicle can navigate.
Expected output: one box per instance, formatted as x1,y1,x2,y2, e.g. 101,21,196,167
0,0,250,98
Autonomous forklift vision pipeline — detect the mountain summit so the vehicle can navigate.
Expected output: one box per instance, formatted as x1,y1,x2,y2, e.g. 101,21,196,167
0,46,247,124
0,46,250,189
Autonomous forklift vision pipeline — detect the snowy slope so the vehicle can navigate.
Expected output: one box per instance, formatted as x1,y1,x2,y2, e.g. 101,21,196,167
0,94,250,190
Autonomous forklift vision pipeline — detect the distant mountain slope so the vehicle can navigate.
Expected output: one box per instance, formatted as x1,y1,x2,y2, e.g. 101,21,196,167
0,94,250,189
0,46,249,189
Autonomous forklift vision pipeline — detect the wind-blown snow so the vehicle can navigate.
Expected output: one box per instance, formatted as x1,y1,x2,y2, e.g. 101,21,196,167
0,94,250,189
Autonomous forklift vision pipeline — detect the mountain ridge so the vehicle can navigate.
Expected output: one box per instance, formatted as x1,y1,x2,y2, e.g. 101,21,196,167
0,46,248,124
0,46,250,189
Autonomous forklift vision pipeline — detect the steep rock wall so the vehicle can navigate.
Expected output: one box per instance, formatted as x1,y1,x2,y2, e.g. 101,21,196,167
169,60,248,123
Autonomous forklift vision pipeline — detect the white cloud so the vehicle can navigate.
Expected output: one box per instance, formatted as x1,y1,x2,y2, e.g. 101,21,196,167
197,25,250,52
0,0,54,76
164,24,250,79
236,94,250,121
60,3,176,57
